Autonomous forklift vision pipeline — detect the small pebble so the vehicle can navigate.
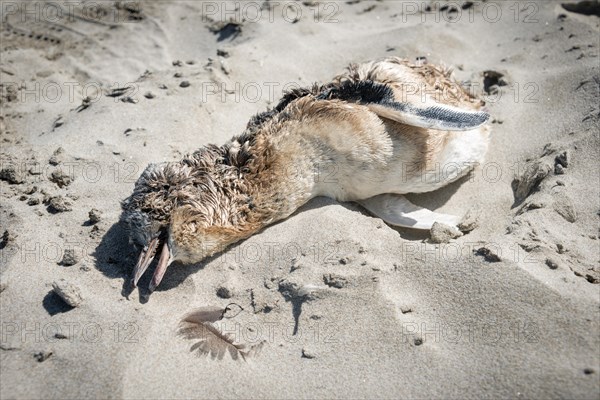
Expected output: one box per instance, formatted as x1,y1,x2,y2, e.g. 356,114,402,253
120,96,138,104
88,208,102,224
144,91,155,99
301,347,316,359
90,225,100,239
216,285,233,299
217,49,230,58
290,259,303,272
323,273,348,289
264,277,278,290
220,59,231,75
48,147,65,165
555,164,565,175
49,170,73,188
0,164,25,184
59,249,79,266
24,186,37,194
46,196,72,213
475,247,501,262
174,72,183,78
339,257,350,265
545,258,559,270
555,151,569,168
430,222,463,243
52,279,83,307
2,230,13,244
33,350,53,362
180,81,190,88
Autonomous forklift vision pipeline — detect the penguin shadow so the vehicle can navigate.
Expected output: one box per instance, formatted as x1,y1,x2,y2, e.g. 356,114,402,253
94,177,468,303
151,198,338,310
337,173,470,241
94,223,145,301
406,172,471,211
150,198,340,295
94,220,259,303
399,174,470,240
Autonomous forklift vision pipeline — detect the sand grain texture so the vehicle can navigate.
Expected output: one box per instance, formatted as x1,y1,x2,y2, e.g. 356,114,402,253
1,1,599,399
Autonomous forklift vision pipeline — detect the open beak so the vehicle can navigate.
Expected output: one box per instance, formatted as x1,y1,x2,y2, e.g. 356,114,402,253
149,240,172,292
132,237,173,292
132,237,159,288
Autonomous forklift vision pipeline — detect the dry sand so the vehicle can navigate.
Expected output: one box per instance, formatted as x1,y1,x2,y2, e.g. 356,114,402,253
1,1,599,399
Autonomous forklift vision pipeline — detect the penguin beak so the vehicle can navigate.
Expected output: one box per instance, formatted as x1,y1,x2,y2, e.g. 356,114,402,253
149,240,173,292
131,236,173,292
132,237,159,288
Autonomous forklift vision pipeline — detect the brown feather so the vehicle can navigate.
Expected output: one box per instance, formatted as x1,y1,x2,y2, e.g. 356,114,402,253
181,306,226,324
178,306,264,361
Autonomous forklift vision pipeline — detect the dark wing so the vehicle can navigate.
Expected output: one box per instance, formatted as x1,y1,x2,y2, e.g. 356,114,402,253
317,79,489,131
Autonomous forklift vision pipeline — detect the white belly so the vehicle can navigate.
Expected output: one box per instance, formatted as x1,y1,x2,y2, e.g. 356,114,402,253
392,126,491,194
316,126,490,200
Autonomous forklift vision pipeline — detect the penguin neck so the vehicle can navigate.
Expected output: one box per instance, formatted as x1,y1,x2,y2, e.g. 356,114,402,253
242,131,321,231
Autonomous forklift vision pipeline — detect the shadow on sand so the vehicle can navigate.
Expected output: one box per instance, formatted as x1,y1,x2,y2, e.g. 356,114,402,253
94,176,466,306
93,198,338,304
94,222,214,304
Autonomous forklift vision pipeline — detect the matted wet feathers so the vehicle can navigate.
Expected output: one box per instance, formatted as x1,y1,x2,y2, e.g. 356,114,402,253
119,56,491,294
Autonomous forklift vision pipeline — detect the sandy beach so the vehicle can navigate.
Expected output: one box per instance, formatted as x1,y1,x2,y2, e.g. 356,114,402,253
1,1,599,398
